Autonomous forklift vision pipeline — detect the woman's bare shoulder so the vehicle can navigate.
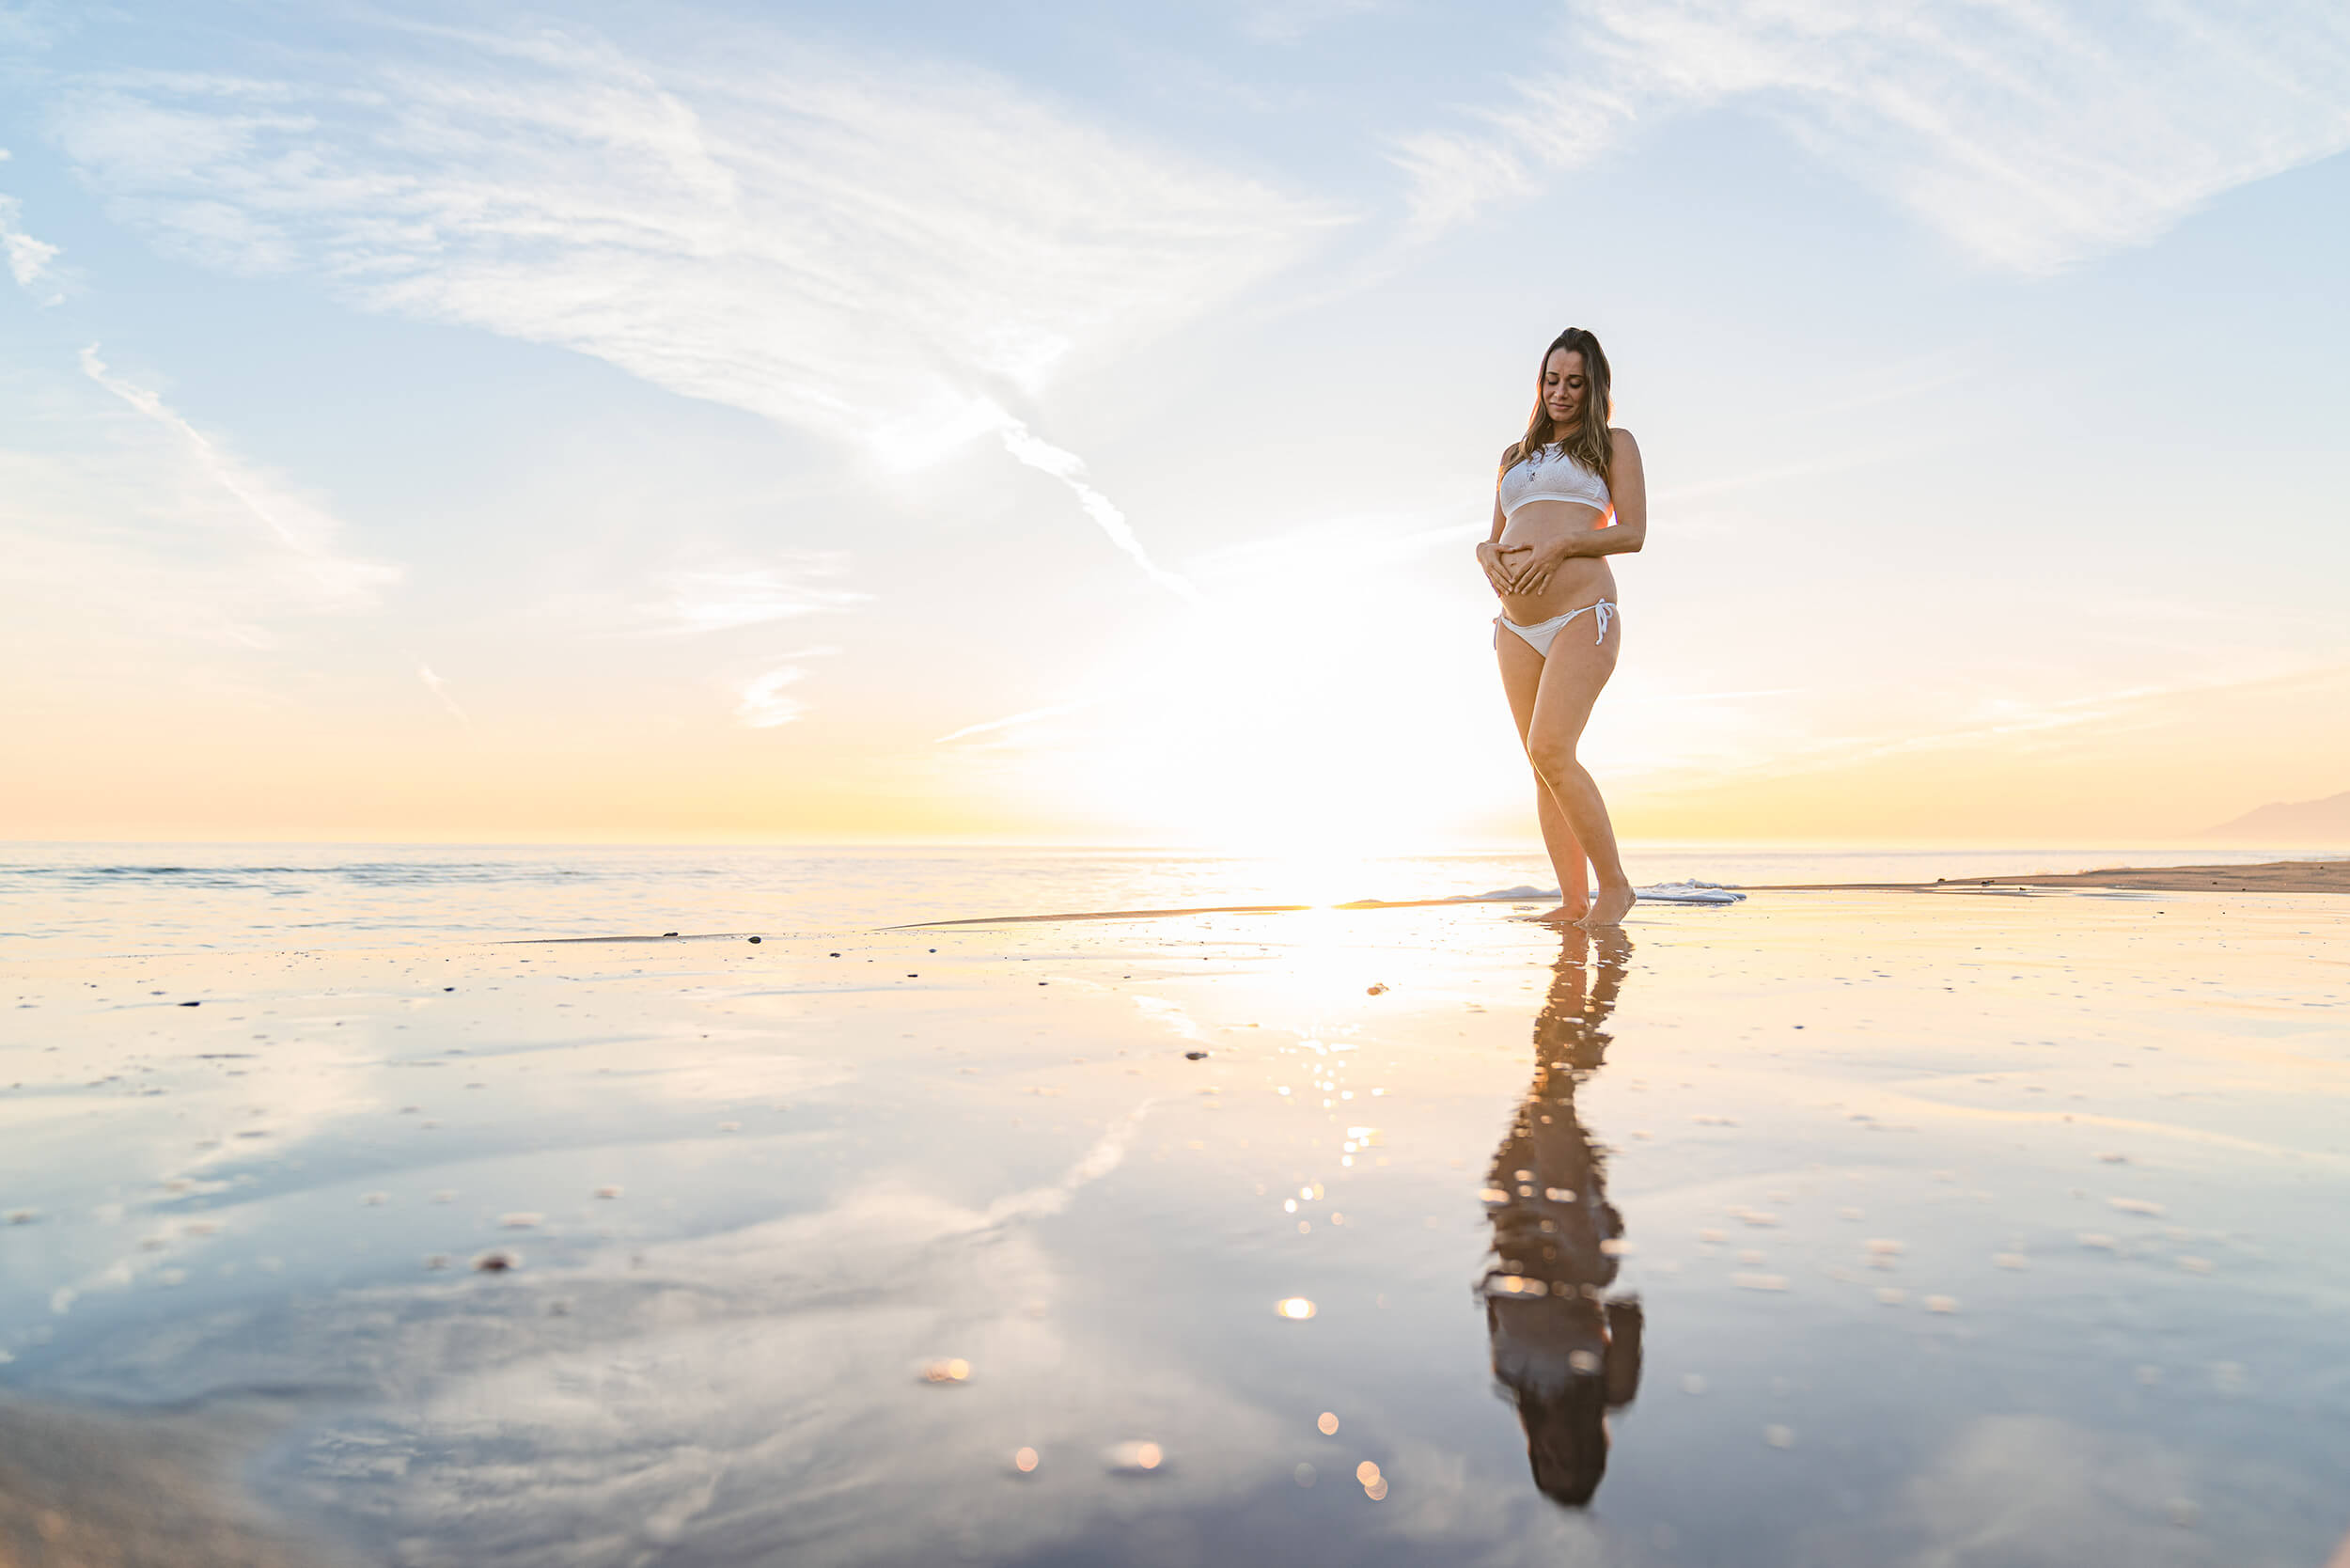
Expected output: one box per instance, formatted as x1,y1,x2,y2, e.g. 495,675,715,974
1608,426,1640,454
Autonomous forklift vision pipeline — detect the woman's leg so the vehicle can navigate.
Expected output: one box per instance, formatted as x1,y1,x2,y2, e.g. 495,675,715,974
1498,628,1590,921
1534,776,1590,916
1521,619,1636,928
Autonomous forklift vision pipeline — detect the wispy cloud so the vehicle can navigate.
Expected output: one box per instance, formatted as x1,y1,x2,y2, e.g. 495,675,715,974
76,345,400,613
634,560,868,638
0,351,401,701
1183,507,1485,589
1394,1,2350,270
1655,686,1806,704
1649,447,1920,506
1239,0,1393,46
0,199,59,294
551,561,864,729
995,422,1196,598
414,660,466,724
0,154,65,303
0,7,71,50
1630,662,2335,800
735,666,807,729
933,699,1103,745
733,643,841,729
53,24,1340,588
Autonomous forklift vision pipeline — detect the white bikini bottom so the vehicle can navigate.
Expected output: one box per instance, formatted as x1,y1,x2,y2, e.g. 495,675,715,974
1496,599,1615,658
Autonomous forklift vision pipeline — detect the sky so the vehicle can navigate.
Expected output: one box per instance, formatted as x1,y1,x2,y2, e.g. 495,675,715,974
2,0,2347,848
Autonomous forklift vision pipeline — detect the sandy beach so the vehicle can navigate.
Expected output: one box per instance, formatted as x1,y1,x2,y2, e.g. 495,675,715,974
3,879,2347,1566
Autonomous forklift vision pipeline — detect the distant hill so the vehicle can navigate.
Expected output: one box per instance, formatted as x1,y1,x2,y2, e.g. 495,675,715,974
2201,789,2350,844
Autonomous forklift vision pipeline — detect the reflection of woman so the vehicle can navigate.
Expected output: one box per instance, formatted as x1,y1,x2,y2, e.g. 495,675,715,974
1477,326,1647,928
1480,929,1643,1508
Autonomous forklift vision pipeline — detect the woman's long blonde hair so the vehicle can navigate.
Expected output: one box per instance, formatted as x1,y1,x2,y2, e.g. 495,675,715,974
1506,326,1614,484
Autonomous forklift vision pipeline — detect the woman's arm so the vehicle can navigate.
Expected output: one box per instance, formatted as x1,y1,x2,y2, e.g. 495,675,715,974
1587,428,1646,555
1513,430,1646,591
1476,443,1528,594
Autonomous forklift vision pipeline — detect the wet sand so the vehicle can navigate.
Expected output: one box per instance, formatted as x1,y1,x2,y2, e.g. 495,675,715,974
0,1395,345,1567
1753,857,2350,895
3,889,2347,1565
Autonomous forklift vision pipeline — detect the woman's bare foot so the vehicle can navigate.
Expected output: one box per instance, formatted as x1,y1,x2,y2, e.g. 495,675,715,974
1525,903,1590,924
1578,884,1637,928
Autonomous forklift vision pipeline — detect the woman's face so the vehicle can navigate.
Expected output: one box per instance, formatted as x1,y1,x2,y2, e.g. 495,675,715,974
1543,349,1590,429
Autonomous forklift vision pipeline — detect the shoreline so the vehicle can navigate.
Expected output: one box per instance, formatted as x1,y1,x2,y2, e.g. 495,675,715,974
1745,857,2350,895
894,859,2350,928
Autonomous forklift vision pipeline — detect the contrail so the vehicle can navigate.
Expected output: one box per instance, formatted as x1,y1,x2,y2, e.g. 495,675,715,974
82,345,316,553
932,698,1099,745
996,419,1198,601
414,660,469,723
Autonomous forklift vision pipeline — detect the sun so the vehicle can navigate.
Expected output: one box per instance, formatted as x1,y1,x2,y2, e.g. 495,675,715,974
1049,564,1528,856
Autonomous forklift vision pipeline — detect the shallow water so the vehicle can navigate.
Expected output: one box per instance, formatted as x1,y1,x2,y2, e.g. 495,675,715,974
2,882,2345,1565
0,840,2326,957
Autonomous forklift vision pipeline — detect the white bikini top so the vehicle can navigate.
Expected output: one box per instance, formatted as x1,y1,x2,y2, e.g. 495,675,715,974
1499,444,1611,520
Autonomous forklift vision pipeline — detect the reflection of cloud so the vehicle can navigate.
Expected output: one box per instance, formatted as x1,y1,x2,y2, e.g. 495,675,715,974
1841,1414,2223,1567
1132,996,1208,1042
39,1098,1337,1568
1394,1,2350,270
55,24,1338,586
983,1099,1154,1225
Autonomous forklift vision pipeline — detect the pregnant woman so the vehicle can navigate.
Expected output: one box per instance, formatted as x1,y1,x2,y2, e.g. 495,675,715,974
1478,326,1647,927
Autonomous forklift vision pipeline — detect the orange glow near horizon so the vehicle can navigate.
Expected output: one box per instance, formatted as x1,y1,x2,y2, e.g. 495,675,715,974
5,644,2343,848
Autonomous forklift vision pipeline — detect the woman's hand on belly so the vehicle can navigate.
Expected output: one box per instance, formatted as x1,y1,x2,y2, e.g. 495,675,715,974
1496,502,1615,619
1499,500,1607,595
1477,541,1531,597
1507,525,1583,595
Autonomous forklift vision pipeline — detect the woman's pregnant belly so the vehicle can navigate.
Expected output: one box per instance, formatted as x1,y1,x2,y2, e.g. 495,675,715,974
1497,501,1617,626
